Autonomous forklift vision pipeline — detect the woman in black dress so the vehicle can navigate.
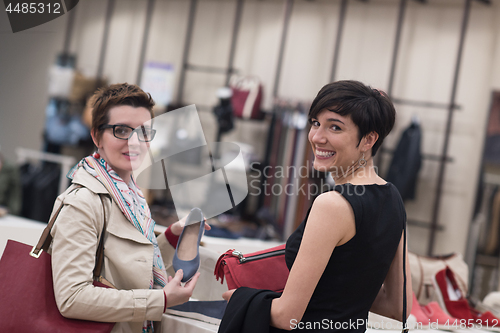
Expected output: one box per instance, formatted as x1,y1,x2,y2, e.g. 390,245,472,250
220,80,412,332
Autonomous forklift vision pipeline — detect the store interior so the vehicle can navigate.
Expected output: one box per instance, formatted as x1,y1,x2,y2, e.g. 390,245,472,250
2,0,500,329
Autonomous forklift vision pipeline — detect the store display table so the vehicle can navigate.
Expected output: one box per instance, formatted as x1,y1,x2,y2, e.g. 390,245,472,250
2,215,486,333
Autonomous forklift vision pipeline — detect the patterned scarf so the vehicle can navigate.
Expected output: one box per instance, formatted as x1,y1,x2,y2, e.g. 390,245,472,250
68,152,167,333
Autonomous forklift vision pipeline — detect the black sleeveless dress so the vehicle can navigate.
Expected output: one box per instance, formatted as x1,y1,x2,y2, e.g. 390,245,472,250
282,182,406,332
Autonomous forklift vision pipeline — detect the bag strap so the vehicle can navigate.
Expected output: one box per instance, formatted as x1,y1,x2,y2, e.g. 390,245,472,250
415,255,424,300
29,186,109,279
214,249,235,285
402,223,408,333
30,185,82,257
93,194,108,279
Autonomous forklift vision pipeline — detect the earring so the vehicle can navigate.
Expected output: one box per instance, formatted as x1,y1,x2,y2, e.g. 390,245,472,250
359,153,367,167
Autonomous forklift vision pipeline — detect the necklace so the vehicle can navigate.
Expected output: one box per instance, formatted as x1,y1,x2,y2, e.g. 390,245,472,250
332,164,363,183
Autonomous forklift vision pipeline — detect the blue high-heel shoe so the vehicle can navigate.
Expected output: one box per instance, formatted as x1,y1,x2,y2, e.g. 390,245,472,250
173,208,205,283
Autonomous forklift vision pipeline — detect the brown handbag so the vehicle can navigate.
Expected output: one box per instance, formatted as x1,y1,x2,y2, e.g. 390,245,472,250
0,190,115,332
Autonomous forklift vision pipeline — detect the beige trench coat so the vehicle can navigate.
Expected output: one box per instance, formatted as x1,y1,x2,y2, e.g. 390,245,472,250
49,167,175,333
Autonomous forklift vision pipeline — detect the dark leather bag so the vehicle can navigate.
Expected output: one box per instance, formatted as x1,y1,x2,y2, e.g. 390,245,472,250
0,191,115,332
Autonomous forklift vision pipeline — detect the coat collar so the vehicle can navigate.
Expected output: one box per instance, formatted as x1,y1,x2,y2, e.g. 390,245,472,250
71,167,152,245
71,167,108,194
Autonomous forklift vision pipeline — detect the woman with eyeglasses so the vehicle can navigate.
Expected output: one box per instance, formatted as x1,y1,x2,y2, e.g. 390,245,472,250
48,83,208,333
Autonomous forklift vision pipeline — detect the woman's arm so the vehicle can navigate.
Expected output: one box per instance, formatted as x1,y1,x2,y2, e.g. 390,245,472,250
157,228,178,273
157,214,210,272
51,188,164,322
369,232,413,321
270,191,356,330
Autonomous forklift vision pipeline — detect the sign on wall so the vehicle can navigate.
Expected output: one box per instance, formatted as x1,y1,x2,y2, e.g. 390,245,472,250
140,62,175,109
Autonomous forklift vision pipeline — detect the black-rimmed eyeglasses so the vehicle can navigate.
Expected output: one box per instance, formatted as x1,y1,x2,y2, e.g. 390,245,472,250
99,124,156,142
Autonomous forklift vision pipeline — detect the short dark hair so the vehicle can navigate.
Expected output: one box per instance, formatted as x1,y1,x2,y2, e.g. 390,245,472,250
89,83,155,143
308,80,395,157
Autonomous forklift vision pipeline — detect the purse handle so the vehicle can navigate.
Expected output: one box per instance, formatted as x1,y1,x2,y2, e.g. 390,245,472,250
402,224,408,333
29,186,108,279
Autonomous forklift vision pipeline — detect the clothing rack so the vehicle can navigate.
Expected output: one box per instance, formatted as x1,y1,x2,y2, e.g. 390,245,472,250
256,0,489,251
375,0,490,255
167,0,490,247
466,177,500,300
16,148,76,195
467,89,500,292
259,0,294,206
170,0,303,238
260,100,311,239
52,0,489,248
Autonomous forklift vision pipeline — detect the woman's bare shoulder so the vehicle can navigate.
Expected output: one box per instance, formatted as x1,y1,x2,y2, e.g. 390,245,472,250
308,191,354,227
314,190,351,212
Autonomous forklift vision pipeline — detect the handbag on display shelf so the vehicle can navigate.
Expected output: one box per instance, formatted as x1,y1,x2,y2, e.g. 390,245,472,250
229,75,265,120
0,191,115,333
409,251,469,305
214,244,289,292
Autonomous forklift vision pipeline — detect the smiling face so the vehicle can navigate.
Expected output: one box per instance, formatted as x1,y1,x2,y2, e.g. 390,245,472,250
92,105,152,182
308,109,366,176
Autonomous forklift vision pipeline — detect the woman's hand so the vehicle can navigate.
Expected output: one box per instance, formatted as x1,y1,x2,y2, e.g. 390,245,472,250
170,215,211,236
222,289,237,302
163,269,200,308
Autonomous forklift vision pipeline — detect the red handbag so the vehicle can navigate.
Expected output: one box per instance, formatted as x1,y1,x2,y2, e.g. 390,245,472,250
230,75,265,120
214,244,289,292
0,192,115,332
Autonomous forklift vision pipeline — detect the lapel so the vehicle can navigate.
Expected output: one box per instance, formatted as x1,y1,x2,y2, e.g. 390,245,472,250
72,168,152,246
106,204,152,245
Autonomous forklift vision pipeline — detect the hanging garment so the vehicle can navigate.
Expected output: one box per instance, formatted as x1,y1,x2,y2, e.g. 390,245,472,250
0,159,21,215
476,185,498,254
386,122,422,201
45,114,90,145
484,189,500,255
20,162,61,222
213,98,234,135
